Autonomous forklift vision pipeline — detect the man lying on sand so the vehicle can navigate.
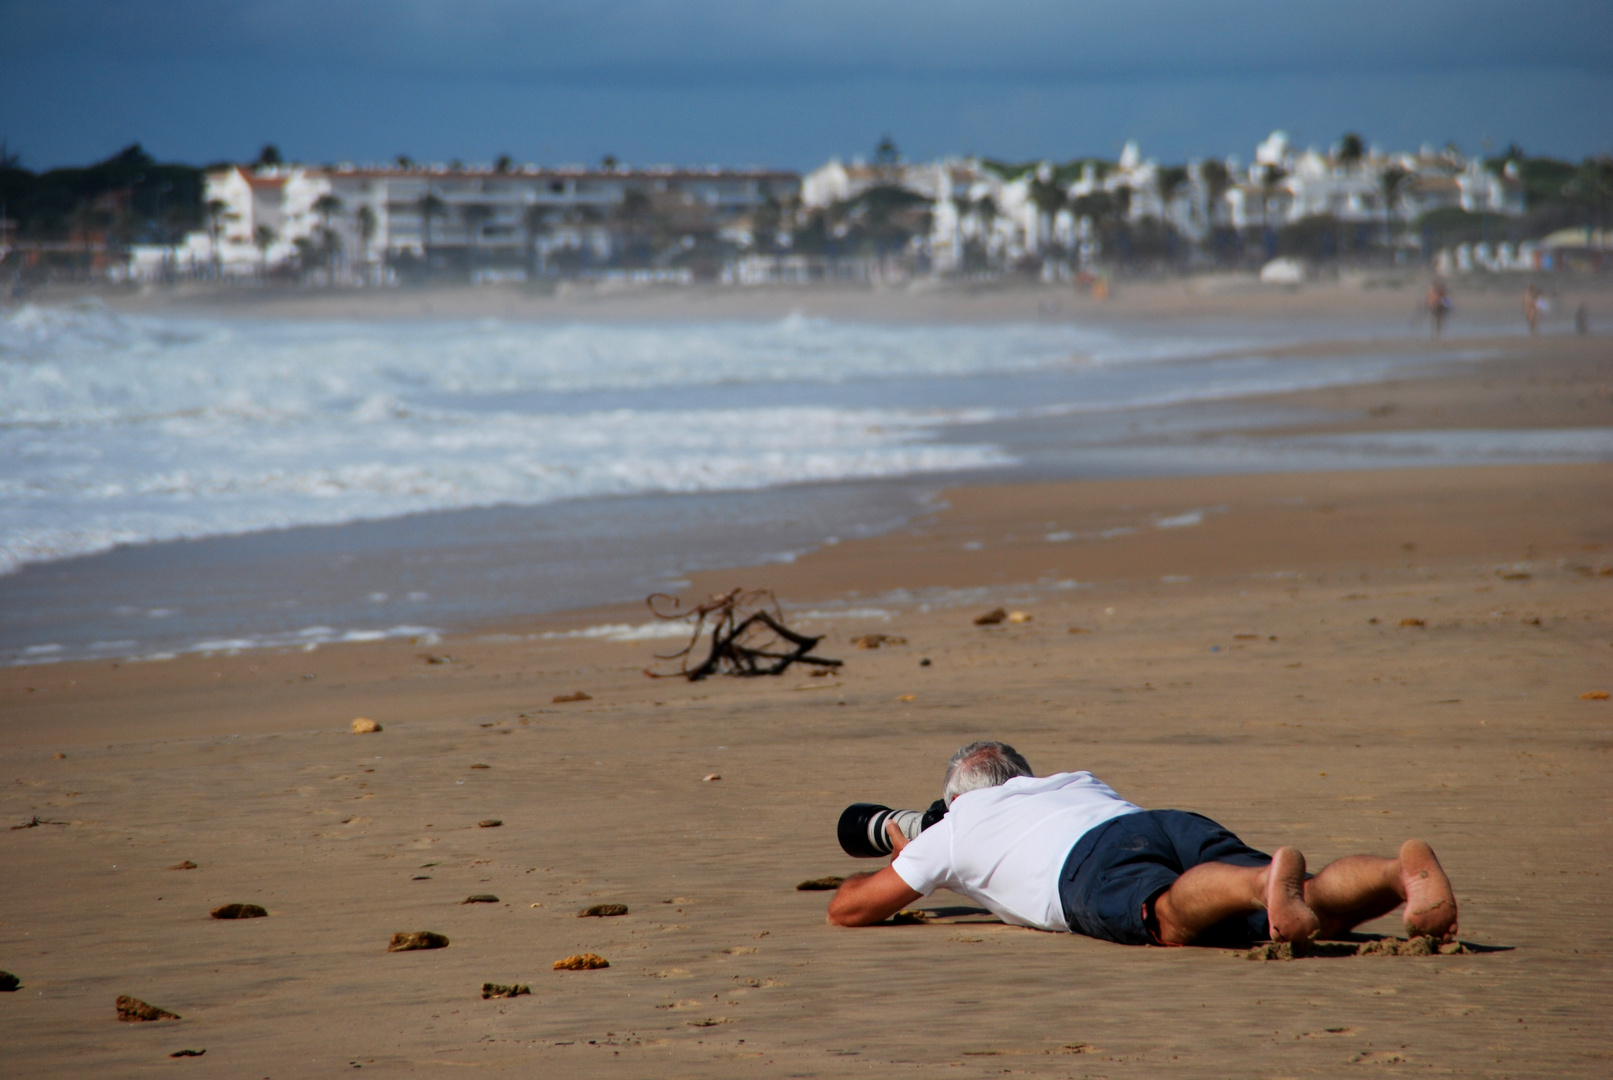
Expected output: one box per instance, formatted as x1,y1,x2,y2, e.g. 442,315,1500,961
828,741,1458,947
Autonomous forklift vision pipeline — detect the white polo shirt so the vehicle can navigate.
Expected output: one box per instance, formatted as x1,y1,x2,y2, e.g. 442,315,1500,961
890,772,1142,931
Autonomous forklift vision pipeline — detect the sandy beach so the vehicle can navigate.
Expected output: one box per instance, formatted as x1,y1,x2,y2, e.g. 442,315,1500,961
68,272,1613,332
2,292,1611,1077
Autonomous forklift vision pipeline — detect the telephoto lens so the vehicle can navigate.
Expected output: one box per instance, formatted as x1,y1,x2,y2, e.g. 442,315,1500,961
837,801,946,858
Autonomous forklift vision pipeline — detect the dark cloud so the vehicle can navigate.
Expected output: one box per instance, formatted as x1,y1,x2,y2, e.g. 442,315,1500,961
7,0,1609,80
2,0,1609,167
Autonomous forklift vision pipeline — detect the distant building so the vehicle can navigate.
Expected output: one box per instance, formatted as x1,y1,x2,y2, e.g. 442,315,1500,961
143,163,799,282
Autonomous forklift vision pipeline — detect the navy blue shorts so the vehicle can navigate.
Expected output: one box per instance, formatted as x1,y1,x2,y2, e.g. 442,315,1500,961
1057,809,1271,947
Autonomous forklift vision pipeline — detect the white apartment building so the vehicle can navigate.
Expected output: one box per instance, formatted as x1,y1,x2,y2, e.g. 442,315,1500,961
153,163,799,281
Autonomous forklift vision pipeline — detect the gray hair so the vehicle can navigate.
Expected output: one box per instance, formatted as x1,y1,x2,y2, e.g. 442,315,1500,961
942,741,1033,805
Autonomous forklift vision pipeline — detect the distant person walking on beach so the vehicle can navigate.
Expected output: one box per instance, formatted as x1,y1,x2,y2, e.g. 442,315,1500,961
829,742,1459,949
1425,281,1451,338
1523,285,1545,334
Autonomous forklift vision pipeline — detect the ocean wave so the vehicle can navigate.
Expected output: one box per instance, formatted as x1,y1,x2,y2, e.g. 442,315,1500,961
0,399,1016,574
0,304,1505,578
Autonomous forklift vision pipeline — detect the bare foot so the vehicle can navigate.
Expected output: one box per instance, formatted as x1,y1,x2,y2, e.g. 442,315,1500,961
1400,840,1458,940
1265,846,1320,943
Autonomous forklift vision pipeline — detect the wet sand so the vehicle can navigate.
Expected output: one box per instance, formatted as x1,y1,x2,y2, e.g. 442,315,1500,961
2,325,1611,1077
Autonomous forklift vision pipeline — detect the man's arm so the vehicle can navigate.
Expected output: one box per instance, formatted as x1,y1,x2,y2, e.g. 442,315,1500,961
826,865,924,927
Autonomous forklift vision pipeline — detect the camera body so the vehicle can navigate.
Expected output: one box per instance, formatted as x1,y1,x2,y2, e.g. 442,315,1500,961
837,799,948,858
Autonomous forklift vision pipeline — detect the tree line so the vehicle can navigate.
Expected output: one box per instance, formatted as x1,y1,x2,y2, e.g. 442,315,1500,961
0,144,208,247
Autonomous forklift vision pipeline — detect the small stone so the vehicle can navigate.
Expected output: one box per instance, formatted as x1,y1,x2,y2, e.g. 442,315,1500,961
470,763,491,769
1007,611,1033,623
210,903,268,920
553,953,609,970
169,860,198,870
482,982,530,999
795,877,846,891
973,608,1007,626
464,894,500,904
351,717,382,734
919,658,931,666
389,930,449,952
851,634,906,649
552,691,592,703
701,774,720,782
579,903,628,917
53,752,66,759
0,970,19,991
896,694,915,702
1581,690,1610,700
117,995,180,1022
477,819,503,828
1398,618,1425,628
169,1049,206,1058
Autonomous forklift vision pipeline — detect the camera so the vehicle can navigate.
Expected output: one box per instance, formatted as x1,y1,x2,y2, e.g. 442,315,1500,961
837,799,948,858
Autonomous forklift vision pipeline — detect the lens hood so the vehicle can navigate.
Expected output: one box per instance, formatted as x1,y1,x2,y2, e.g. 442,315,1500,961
837,803,892,858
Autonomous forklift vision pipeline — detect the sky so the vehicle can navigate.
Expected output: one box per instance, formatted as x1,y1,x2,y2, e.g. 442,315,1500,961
3,0,1610,172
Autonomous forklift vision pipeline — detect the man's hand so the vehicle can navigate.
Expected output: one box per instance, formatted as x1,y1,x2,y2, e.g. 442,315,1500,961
886,818,911,856
826,866,923,927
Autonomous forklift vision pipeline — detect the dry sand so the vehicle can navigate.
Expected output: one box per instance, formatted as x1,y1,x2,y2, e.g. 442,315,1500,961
2,325,1611,1077
44,272,1613,330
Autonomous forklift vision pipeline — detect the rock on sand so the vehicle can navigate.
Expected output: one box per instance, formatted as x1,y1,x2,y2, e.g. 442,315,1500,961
388,931,449,952
553,953,610,970
209,903,268,919
116,995,180,1021
481,982,530,998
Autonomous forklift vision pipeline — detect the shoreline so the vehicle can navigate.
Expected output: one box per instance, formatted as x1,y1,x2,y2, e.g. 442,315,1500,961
6,458,1610,746
3,331,1609,666
19,273,1613,329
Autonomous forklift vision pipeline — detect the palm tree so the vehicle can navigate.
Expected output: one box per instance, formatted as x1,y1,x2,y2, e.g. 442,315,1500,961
1200,160,1231,207
522,202,548,278
1259,165,1287,256
355,205,377,282
418,192,446,270
460,203,494,273
1338,133,1365,166
1156,166,1190,264
312,194,343,281
205,197,233,278
313,193,342,233
253,224,276,279
1569,157,1613,252
1379,165,1408,258
1029,174,1068,252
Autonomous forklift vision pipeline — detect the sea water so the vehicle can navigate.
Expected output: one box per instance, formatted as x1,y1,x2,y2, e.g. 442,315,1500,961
3,300,1607,663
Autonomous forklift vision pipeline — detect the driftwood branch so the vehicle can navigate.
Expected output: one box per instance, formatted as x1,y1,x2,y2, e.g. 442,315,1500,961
645,588,842,681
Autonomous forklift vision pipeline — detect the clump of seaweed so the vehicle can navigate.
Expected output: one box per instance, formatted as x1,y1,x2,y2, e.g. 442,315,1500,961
645,588,842,681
